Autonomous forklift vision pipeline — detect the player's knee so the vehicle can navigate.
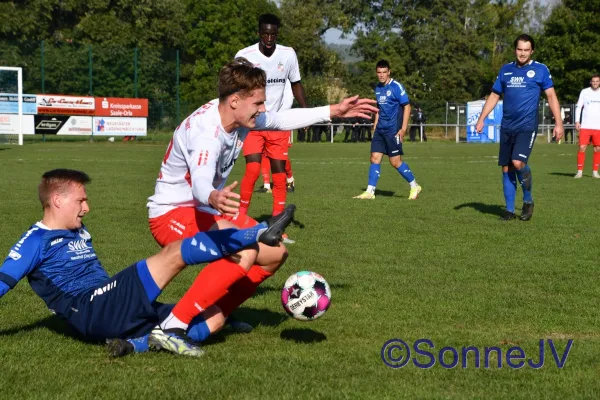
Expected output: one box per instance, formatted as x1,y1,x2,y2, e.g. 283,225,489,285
370,154,382,164
512,160,525,170
233,248,259,271
261,245,288,274
579,145,587,152
390,158,402,168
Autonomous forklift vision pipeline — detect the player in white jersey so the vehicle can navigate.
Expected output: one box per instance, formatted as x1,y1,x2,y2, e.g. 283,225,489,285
236,14,308,236
574,74,600,178
146,58,377,337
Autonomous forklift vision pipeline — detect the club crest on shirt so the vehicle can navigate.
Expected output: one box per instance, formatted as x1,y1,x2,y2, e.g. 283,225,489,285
527,70,535,78
277,62,284,72
386,90,392,96
78,228,91,240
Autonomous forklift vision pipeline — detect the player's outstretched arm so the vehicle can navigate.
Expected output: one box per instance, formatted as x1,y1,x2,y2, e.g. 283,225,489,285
475,93,500,133
330,96,378,120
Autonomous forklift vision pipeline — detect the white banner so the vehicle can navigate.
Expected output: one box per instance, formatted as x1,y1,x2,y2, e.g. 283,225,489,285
0,114,35,135
57,116,93,135
92,117,147,136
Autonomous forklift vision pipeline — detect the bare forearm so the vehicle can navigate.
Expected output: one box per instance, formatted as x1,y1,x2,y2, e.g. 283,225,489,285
402,104,411,131
477,93,500,123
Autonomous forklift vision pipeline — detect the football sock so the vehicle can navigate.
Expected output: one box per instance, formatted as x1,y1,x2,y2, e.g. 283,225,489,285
167,259,247,327
577,151,585,171
502,171,517,213
285,159,293,179
271,172,287,216
180,225,266,265
240,161,261,214
397,162,416,185
261,157,271,185
187,315,211,342
516,164,533,203
593,152,600,172
216,265,274,316
367,164,381,193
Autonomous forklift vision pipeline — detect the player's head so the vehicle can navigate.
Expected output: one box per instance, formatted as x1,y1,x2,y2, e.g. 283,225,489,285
38,169,91,230
258,13,281,50
375,60,391,84
590,74,600,90
513,34,535,66
219,58,267,128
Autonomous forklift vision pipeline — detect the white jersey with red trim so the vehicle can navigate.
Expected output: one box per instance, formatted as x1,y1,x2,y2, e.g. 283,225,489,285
235,43,301,112
147,100,330,217
575,87,600,129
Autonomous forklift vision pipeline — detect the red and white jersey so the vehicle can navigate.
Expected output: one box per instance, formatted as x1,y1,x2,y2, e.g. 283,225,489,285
148,100,330,217
235,43,301,112
576,87,600,129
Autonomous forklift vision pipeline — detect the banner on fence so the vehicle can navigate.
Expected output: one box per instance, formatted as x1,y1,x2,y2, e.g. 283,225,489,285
94,97,148,117
92,117,147,136
0,94,38,114
466,100,503,143
37,95,95,115
0,114,35,135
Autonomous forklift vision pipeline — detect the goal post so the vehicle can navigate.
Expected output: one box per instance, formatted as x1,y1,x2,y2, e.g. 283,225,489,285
0,66,24,146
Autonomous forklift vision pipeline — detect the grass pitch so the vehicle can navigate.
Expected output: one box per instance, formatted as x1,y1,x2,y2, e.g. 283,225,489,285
0,140,598,399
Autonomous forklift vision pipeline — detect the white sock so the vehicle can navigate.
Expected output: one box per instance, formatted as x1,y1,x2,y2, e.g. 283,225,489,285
367,185,376,194
160,312,189,331
409,180,418,188
286,176,294,183
264,183,271,189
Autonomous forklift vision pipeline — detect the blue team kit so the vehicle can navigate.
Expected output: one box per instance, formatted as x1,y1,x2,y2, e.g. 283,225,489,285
373,79,410,156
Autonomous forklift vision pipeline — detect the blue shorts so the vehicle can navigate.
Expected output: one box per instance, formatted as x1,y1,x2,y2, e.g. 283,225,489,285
70,261,173,340
371,132,403,157
498,130,537,166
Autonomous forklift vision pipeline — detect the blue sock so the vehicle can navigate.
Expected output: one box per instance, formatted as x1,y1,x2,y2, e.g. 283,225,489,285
180,223,267,266
515,165,533,203
397,162,415,183
502,171,517,213
127,335,150,353
368,163,381,187
187,315,211,343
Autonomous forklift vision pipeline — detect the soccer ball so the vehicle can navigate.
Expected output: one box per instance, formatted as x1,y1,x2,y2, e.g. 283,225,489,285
281,271,331,321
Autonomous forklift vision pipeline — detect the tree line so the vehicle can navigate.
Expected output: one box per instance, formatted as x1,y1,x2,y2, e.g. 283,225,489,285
0,0,598,121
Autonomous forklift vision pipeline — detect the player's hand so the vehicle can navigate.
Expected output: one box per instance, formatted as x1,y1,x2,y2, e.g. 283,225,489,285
330,95,378,120
575,122,580,131
208,181,240,217
553,124,564,141
396,129,406,143
475,120,484,133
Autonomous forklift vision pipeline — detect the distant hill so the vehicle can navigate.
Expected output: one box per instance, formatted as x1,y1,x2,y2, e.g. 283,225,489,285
326,43,362,64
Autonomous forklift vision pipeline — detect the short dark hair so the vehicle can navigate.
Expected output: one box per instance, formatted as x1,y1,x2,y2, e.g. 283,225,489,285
514,34,535,51
376,60,390,70
218,57,267,101
39,169,91,209
258,13,281,30
591,74,600,80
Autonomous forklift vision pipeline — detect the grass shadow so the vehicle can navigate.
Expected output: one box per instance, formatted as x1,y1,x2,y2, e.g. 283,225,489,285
549,172,577,177
280,328,327,343
454,202,507,217
0,315,102,344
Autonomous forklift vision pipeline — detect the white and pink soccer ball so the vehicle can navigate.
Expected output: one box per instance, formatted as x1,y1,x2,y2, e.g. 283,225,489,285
281,271,331,321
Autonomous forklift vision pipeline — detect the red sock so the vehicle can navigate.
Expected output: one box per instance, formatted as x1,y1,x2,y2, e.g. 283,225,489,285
577,151,586,171
171,259,247,324
261,157,271,185
285,159,293,179
593,152,600,172
216,265,274,316
240,161,261,214
271,172,287,216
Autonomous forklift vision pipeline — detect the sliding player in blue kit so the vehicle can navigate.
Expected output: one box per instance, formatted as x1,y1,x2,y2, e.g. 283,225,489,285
354,60,422,200
0,169,295,357
476,34,563,221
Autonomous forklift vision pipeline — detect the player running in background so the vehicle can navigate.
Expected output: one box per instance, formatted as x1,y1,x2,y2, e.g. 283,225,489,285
476,34,563,221
574,74,600,179
0,169,294,358
146,58,377,344
354,59,422,200
236,14,307,237
257,82,297,194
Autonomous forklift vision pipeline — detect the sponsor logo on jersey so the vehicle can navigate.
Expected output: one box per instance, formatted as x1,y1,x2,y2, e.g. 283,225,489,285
220,158,236,173
504,72,513,75
266,78,286,84
50,238,63,246
8,250,21,260
510,77,525,84
67,239,92,253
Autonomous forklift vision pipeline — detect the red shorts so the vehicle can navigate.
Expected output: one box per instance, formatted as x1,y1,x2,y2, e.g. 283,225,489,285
243,130,290,160
148,208,258,247
579,129,600,146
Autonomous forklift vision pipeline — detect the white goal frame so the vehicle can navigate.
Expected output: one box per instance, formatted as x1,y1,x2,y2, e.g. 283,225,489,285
0,66,24,145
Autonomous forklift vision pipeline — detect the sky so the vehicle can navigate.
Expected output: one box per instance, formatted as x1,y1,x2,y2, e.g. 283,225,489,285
323,28,356,45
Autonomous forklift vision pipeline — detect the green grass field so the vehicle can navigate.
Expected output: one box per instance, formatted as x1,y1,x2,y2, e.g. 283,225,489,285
0,140,598,399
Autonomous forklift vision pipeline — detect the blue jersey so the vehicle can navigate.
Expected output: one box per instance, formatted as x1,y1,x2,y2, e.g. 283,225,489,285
374,79,410,136
0,222,109,319
492,61,554,133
